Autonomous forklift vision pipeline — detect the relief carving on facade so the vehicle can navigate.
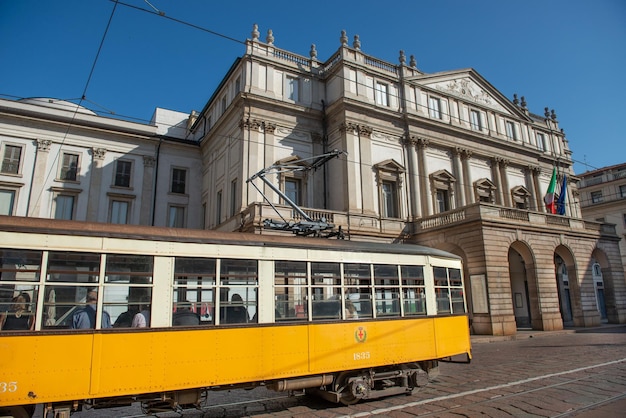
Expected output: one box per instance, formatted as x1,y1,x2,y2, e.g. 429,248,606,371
92,148,107,160
36,139,52,152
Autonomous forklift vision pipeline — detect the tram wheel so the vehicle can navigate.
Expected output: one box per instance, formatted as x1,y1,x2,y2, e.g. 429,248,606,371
0,405,34,418
339,391,359,405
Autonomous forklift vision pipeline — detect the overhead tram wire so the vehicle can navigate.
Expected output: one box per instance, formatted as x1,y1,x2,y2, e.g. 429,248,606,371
28,1,120,214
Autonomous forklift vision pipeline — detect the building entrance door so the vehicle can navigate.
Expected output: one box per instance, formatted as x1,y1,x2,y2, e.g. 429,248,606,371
556,259,573,326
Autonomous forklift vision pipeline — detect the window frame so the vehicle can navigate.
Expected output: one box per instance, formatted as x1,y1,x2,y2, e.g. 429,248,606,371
505,121,518,141
1,144,23,175
286,75,299,102
375,81,389,107
114,159,133,188
170,167,187,195
59,153,80,182
168,204,186,228
428,96,442,119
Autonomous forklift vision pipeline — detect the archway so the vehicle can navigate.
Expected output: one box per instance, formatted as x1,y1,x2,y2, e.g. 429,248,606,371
554,245,579,327
508,241,539,330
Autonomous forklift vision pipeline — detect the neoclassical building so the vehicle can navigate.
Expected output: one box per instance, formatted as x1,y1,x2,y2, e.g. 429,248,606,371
1,26,624,335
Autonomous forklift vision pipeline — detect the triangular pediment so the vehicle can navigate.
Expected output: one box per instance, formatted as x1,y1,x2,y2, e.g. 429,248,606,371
374,159,405,173
411,69,529,120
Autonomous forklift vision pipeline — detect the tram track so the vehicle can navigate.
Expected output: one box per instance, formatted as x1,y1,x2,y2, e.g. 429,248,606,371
345,358,626,417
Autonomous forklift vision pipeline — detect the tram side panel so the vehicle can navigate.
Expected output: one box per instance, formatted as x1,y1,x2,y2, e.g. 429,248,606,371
0,334,94,407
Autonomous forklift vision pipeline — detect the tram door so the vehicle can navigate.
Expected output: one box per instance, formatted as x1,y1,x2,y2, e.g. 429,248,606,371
555,259,573,325
592,263,608,322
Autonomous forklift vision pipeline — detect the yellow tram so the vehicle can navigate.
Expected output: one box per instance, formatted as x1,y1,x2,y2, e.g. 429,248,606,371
0,216,471,417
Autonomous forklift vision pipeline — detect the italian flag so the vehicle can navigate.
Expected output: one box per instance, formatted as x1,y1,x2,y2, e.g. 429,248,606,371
544,167,557,214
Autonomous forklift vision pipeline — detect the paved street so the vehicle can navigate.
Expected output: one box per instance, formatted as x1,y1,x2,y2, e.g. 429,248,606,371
33,325,626,417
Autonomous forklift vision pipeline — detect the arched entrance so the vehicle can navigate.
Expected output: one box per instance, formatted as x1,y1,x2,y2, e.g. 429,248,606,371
508,242,539,330
554,246,580,327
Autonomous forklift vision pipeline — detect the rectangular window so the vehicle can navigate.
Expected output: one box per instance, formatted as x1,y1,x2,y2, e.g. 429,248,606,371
505,121,518,141
428,97,441,119
54,195,75,220
230,179,237,217
215,190,222,225
168,205,185,228
284,178,301,206
219,259,258,324
44,251,102,329
60,153,79,181
274,261,308,321
234,76,241,94
0,189,15,215
591,191,603,204
114,160,132,187
344,263,373,319
433,266,465,314
171,168,187,194
221,97,227,115
620,185,626,198
402,265,426,315
436,189,450,213
536,133,546,151
286,76,299,101
375,82,388,106
470,110,482,131
110,200,129,224
104,254,153,328
173,257,216,325
1,145,22,174
373,264,400,317
381,180,398,218
311,262,341,320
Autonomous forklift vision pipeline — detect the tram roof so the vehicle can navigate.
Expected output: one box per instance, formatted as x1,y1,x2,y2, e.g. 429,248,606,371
0,216,460,260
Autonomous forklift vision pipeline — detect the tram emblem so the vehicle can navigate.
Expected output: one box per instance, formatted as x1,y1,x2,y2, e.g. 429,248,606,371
354,326,367,343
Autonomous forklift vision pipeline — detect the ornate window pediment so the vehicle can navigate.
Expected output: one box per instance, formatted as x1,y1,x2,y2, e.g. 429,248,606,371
511,185,531,209
474,178,496,203
374,160,405,218
430,169,456,190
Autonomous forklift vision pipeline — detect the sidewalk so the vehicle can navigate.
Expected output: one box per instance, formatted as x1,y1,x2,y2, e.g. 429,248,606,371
470,323,626,344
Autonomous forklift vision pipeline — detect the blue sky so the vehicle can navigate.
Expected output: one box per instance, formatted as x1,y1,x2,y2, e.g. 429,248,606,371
1,0,624,174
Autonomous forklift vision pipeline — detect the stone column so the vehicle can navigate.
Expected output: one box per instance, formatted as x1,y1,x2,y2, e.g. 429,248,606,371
452,147,466,207
404,136,420,218
262,122,277,202
28,139,52,217
358,124,375,215
491,157,504,205
532,167,544,212
499,158,511,207
416,137,431,216
461,149,473,204
140,155,156,225
86,147,106,222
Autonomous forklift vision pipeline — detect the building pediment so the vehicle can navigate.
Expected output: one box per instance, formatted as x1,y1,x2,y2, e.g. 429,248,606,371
373,159,405,174
411,69,529,119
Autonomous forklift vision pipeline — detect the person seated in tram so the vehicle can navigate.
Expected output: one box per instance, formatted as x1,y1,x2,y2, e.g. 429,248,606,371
72,290,112,329
173,302,201,326
222,293,249,324
131,297,151,328
0,293,34,331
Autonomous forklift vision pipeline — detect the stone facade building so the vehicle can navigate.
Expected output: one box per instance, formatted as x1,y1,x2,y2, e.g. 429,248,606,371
579,162,626,322
1,27,624,335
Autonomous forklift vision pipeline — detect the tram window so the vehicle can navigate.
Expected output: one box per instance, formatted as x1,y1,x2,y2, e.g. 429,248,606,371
219,259,257,324
45,252,105,328
173,257,216,325
374,264,400,317
0,249,42,282
104,255,154,327
0,285,38,331
449,268,466,313
274,261,307,321
311,262,341,320
0,249,42,331
344,263,373,319
401,265,426,316
105,255,153,283
434,267,451,313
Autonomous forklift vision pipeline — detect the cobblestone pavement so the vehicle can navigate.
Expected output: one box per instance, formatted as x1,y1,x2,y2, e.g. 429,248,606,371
32,325,626,417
